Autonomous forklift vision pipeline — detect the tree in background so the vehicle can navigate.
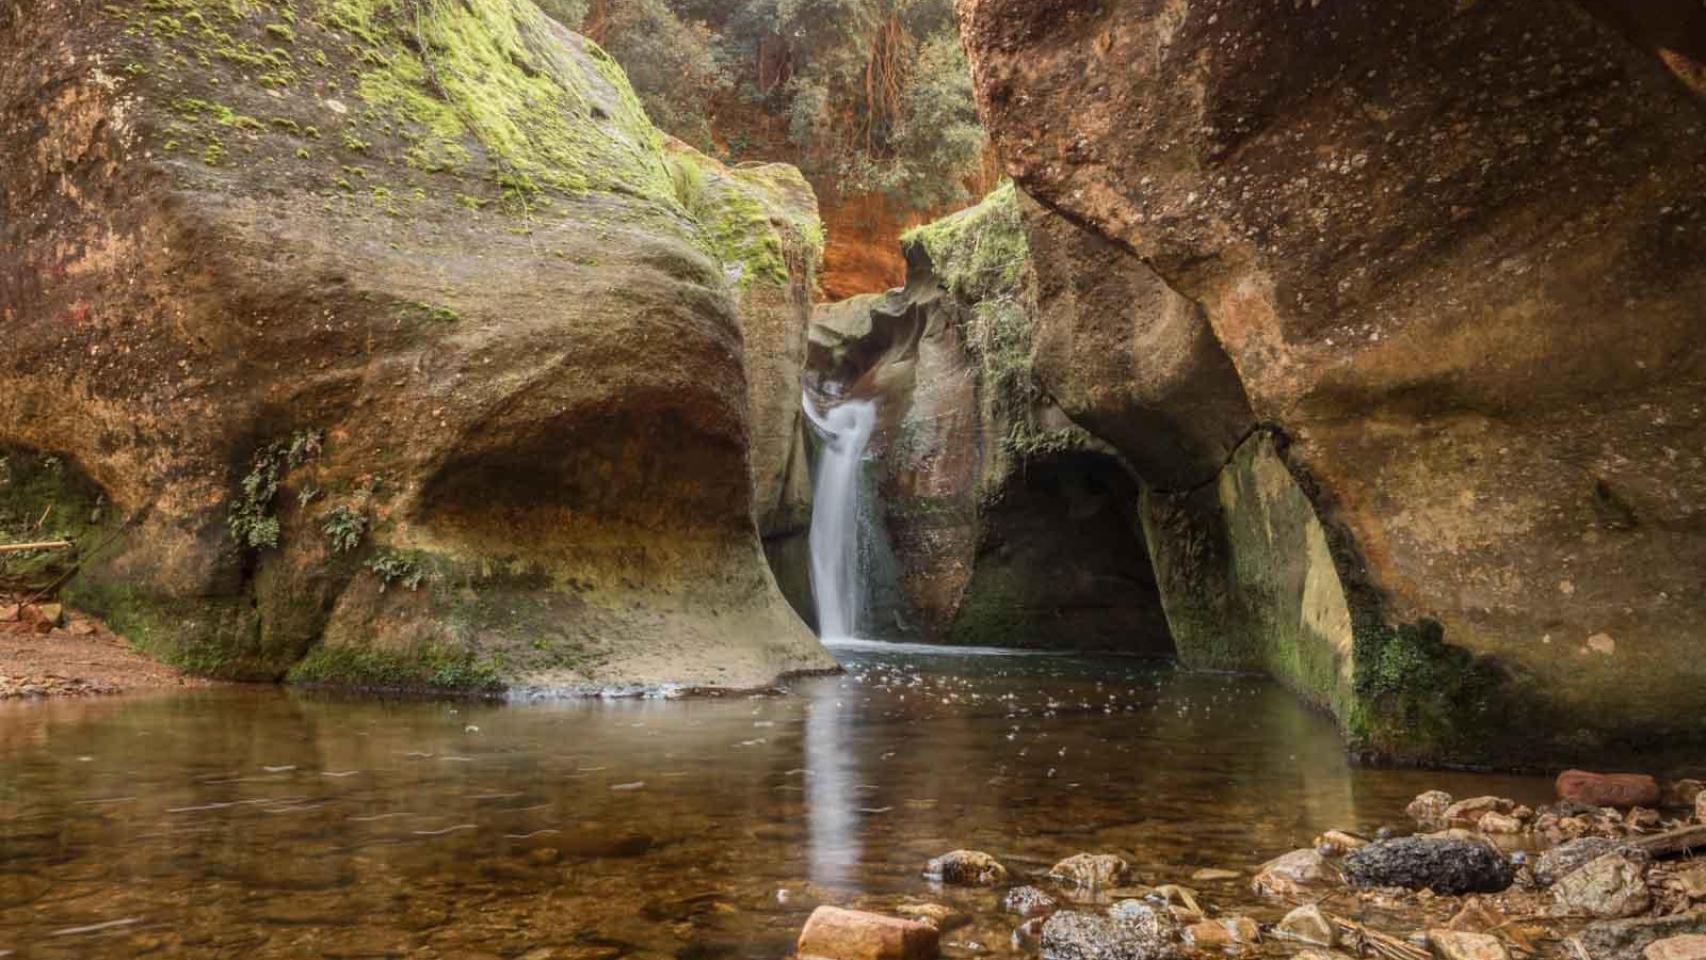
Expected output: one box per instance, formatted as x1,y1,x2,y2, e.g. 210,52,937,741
544,0,989,221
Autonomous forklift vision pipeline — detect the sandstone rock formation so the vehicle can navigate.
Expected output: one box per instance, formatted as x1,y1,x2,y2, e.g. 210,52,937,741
1,0,832,690
663,141,824,624
804,186,1171,653
957,0,1706,762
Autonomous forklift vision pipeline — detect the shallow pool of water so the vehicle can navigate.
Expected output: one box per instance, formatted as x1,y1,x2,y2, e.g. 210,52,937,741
0,645,1554,958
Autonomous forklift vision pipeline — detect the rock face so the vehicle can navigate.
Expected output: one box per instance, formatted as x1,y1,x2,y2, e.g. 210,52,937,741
663,143,825,626
0,0,833,690
806,186,1172,653
1342,838,1514,895
957,0,1706,763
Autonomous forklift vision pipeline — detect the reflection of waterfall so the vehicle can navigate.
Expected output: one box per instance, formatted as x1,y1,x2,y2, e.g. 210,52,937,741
805,683,858,884
803,394,877,642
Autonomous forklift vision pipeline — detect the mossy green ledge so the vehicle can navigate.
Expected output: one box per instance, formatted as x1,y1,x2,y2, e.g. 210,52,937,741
0,0,833,693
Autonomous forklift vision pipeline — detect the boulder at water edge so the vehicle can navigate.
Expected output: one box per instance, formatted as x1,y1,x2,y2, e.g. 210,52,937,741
797,906,939,960
1342,837,1514,894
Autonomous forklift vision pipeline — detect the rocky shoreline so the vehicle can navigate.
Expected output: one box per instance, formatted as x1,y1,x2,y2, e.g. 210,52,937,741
793,775,1706,960
0,595,203,699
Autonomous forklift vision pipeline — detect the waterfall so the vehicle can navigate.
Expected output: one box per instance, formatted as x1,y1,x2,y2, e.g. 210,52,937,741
803,393,877,642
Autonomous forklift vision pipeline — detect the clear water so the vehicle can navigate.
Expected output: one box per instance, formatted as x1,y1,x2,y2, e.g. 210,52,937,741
0,646,1553,959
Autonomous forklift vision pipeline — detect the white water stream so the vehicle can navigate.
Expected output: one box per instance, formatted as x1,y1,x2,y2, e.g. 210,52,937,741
802,393,877,642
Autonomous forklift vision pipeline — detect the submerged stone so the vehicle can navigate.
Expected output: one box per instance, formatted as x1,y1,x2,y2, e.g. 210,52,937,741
922,850,1008,886
1252,849,1341,897
1275,904,1335,947
1049,853,1131,888
1003,886,1060,919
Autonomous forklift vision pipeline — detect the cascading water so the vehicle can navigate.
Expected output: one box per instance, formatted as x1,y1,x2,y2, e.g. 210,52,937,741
803,393,878,642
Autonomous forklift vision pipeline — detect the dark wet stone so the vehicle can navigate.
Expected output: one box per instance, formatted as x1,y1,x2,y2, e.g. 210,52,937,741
1040,907,1180,960
1534,837,1649,887
1341,837,1514,894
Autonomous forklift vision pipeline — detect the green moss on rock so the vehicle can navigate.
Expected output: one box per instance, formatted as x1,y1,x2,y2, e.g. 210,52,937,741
287,642,503,693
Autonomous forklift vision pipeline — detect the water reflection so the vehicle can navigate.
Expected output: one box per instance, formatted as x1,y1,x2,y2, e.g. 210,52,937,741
0,648,1553,958
807,681,860,887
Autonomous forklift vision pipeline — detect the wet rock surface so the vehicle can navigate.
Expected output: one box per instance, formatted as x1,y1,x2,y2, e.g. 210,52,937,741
1253,849,1342,896
797,906,940,960
924,850,1009,887
1038,908,1178,960
1047,855,1129,889
1342,837,1514,895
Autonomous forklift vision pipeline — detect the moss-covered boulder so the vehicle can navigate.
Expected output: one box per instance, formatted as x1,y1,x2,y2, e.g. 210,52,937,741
0,0,832,692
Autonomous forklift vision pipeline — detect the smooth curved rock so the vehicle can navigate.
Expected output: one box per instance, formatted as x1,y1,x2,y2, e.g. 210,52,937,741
958,0,1706,764
1559,771,1663,809
797,906,940,960
1342,837,1514,894
0,0,831,691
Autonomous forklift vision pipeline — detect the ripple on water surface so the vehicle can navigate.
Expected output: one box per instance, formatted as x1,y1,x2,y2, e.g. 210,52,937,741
0,645,1552,958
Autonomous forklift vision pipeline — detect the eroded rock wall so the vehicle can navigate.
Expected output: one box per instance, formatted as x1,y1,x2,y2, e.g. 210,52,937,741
958,0,1706,761
806,188,1172,654
0,0,833,692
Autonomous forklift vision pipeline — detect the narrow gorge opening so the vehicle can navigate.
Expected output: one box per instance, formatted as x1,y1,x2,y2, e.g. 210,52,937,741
793,269,1177,658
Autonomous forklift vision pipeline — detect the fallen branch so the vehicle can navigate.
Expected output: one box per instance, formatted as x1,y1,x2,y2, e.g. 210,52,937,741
1331,915,1430,960
1634,824,1706,859
0,540,72,554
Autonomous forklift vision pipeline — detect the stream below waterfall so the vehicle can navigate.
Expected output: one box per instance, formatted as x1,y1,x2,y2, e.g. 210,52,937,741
0,645,1556,959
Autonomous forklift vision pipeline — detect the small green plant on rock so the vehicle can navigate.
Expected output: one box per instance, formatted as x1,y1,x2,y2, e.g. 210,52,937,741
321,505,367,554
366,551,425,592
227,430,322,550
